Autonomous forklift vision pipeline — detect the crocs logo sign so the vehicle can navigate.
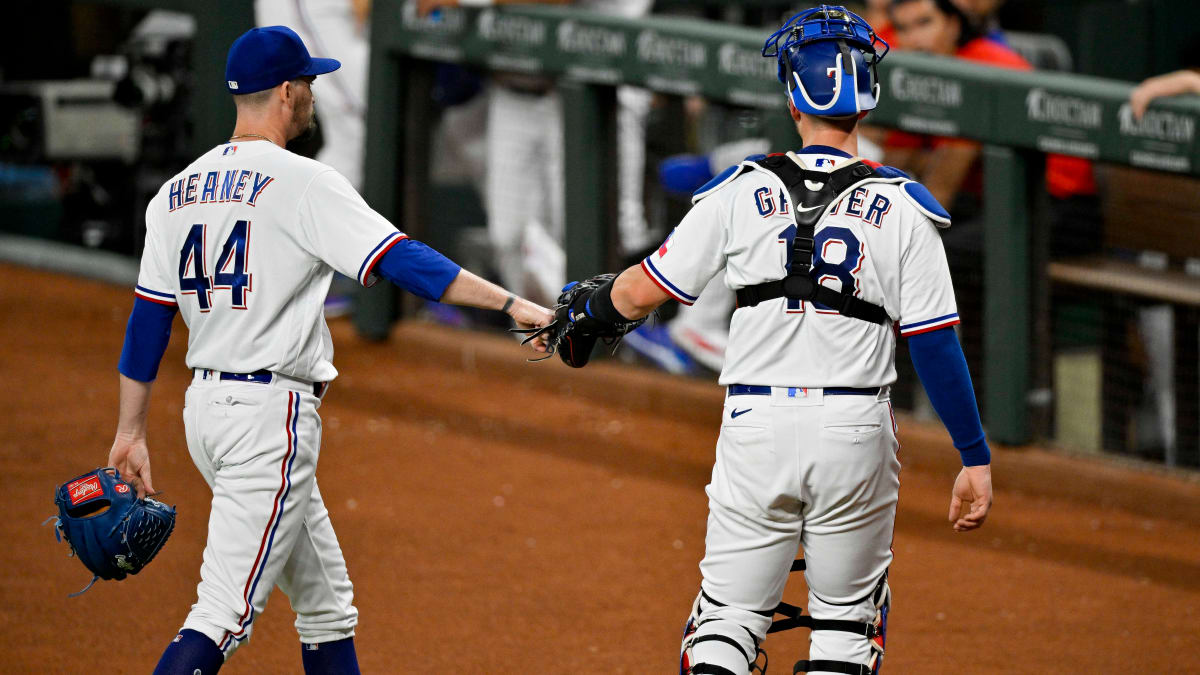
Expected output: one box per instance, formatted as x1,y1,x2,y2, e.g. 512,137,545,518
637,30,706,68
557,21,625,57
478,9,546,46
68,475,103,506
889,68,962,107
1118,103,1195,143
400,3,466,33
718,43,775,80
1025,88,1101,129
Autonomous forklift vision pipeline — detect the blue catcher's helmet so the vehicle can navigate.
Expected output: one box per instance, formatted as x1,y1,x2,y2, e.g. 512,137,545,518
762,5,890,118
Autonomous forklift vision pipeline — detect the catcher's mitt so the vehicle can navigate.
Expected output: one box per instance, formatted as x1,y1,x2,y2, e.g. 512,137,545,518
46,467,176,596
517,273,647,368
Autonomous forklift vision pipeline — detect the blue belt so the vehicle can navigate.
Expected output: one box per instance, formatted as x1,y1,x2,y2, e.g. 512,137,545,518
727,384,880,396
218,369,273,384
202,368,327,397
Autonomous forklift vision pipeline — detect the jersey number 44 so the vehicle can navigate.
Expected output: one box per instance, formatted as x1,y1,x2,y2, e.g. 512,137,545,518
179,221,253,312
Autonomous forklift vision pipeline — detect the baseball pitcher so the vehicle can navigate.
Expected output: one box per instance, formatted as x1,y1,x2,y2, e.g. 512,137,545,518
532,6,993,674
108,26,550,674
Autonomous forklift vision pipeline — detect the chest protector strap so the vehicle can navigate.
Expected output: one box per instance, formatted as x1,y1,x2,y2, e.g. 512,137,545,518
734,155,889,325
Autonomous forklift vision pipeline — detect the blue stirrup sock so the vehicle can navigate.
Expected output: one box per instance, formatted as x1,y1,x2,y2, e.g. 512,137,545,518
302,637,361,675
152,629,223,675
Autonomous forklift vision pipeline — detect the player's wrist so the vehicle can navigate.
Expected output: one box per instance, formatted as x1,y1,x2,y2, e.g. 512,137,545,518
956,436,990,466
113,427,147,442
581,277,632,324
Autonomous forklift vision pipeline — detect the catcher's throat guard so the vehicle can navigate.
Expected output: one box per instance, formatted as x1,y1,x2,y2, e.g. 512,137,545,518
47,467,176,596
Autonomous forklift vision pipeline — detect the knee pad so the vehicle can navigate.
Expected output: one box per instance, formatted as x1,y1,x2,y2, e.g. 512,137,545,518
679,590,768,675
760,560,890,675
791,573,891,675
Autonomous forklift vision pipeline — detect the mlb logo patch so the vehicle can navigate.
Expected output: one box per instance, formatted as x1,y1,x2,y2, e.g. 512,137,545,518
223,146,237,156
67,475,104,506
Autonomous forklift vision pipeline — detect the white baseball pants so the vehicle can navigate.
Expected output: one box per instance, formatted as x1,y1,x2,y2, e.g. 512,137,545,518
181,373,357,660
690,387,900,674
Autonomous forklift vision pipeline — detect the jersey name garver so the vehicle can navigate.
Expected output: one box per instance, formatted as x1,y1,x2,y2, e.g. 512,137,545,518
167,169,276,212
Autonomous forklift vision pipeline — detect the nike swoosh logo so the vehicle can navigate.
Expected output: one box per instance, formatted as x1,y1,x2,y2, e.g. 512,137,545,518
795,205,823,213
731,408,752,418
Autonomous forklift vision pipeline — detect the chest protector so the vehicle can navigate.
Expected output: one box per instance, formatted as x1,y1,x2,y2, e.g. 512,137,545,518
735,154,892,324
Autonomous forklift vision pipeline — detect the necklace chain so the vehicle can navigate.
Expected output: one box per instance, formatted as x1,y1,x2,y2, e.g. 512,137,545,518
229,133,277,145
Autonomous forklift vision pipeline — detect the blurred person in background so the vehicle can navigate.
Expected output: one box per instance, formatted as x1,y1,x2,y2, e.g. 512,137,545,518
418,0,655,308
256,0,371,191
257,0,372,318
951,0,1006,44
883,0,1097,382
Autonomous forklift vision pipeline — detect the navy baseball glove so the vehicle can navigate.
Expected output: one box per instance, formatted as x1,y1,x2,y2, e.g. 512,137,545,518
515,273,647,368
47,467,176,596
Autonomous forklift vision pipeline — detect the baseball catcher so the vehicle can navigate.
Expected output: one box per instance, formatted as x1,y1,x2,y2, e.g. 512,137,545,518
536,5,994,674
47,467,176,596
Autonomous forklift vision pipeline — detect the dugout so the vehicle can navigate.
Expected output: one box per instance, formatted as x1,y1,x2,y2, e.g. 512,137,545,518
357,2,1200,465
3,1,1199,467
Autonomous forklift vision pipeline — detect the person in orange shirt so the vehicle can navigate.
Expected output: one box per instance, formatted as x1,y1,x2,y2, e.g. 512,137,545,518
882,0,1099,387
885,0,1095,211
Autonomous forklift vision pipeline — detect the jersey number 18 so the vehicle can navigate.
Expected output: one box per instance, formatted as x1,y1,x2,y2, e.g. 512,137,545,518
778,224,864,313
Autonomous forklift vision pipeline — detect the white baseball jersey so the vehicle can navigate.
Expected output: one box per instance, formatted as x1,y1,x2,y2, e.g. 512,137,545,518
135,141,404,382
641,148,959,388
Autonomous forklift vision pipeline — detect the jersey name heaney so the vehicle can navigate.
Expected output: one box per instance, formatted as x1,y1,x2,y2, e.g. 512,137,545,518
167,168,276,212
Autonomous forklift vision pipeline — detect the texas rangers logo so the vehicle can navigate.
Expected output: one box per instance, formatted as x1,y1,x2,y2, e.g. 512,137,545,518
657,231,675,257
68,475,104,506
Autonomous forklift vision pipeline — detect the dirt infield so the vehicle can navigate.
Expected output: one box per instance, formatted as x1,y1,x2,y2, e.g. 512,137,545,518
3,262,1199,673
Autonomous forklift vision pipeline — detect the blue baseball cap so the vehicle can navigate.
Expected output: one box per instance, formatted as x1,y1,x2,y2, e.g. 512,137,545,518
225,26,341,95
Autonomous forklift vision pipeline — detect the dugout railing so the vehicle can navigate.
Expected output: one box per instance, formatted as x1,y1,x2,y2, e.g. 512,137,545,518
359,3,1200,459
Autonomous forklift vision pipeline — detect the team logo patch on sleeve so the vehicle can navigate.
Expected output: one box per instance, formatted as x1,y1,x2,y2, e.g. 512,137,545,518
657,231,675,257
67,475,104,506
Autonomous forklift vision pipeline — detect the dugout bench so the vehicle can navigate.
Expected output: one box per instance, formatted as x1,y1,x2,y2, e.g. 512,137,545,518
1047,164,1200,467
1049,258,1200,467
357,3,1200,453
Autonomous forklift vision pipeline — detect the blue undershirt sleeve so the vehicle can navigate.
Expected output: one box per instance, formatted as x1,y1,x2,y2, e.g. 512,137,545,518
118,297,177,383
907,326,991,466
375,238,462,302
